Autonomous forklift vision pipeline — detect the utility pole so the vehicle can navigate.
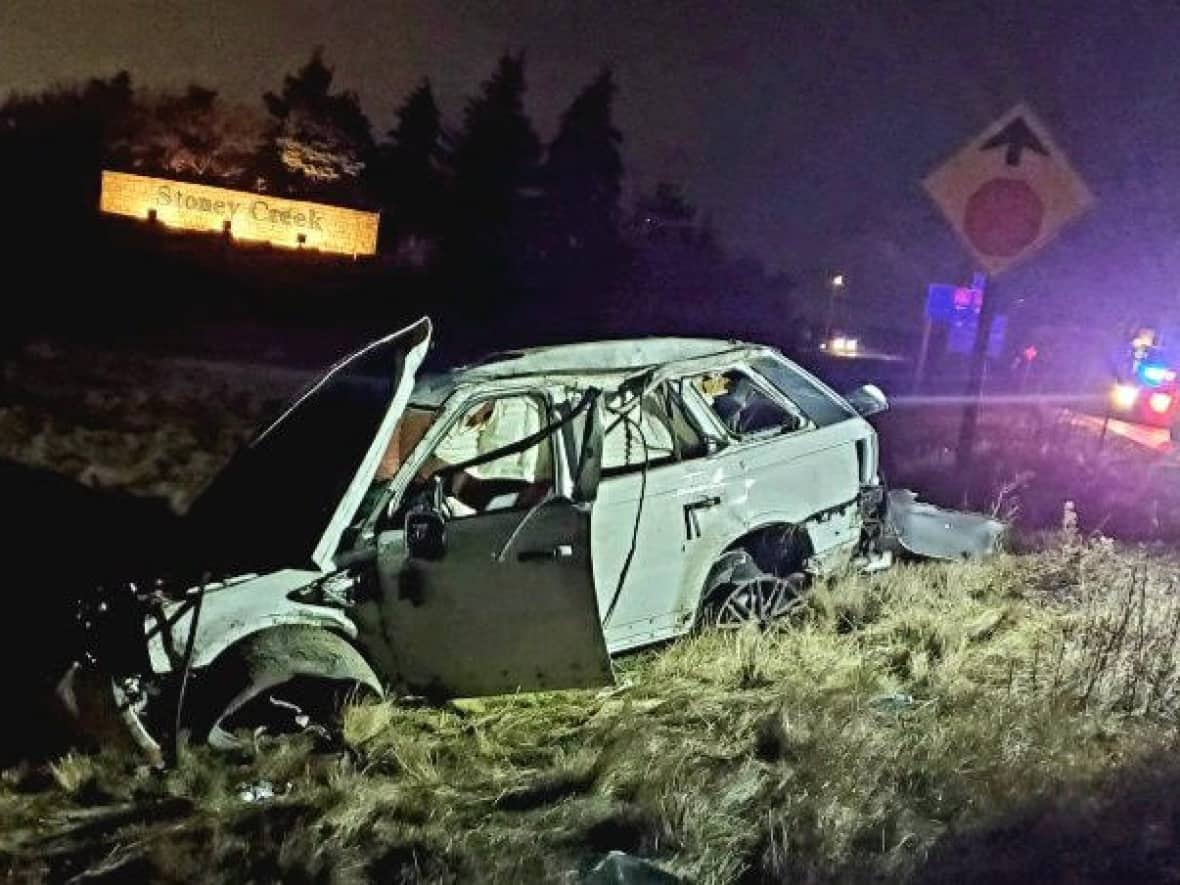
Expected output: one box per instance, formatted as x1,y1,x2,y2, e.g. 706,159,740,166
824,273,844,342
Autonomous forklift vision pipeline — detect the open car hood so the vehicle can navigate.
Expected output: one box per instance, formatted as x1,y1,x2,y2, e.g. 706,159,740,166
184,318,432,576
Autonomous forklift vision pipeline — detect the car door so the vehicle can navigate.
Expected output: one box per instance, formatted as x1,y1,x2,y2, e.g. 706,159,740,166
593,379,737,650
685,359,865,572
368,387,613,698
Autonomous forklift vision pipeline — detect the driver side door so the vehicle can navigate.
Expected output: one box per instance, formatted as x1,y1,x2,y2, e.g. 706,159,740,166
369,389,613,698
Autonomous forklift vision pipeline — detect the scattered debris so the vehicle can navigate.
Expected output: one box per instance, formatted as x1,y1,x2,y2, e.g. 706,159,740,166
870,692,917,715
236,779,288,803
886,489,1005,561
582,851,682,884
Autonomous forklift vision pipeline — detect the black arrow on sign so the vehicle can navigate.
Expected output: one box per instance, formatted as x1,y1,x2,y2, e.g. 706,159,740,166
980,117,1049,166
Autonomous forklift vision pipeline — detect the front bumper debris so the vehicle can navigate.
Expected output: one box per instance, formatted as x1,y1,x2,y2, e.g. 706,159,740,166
884,488,1005,561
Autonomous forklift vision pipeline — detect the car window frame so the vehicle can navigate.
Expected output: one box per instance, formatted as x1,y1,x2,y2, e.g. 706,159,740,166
359,383,565,539
682,363,814,443
749,353,856,427
598,379,706,478
410,389,560,521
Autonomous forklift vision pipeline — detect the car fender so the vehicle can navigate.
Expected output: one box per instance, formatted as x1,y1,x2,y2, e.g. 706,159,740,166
145,569,357,674
678,499,859,617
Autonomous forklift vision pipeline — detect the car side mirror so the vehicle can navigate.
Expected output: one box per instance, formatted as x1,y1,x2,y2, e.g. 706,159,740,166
405,509,447,560
845,383,889,417
405,475,447,560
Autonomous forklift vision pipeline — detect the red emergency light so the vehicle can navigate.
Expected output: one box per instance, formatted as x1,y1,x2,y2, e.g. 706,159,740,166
1149,392,1173,415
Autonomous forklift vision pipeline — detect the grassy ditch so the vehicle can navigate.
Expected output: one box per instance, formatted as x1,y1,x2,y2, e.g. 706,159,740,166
4,541,1180,883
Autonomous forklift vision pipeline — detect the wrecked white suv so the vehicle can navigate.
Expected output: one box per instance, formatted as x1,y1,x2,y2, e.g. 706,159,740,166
69,318,993,756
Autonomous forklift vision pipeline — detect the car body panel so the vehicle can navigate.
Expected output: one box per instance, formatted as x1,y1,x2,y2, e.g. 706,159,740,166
887,489,1005,560
139,325,883,702
366,500,613,696
354,382,612,697
144,569,354,673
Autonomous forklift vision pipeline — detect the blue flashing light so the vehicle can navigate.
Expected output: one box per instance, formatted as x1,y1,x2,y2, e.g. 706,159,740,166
1139,364,1175,385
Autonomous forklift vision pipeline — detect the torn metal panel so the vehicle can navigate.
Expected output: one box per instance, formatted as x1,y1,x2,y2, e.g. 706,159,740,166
144,570,355,673
886,489,1005,560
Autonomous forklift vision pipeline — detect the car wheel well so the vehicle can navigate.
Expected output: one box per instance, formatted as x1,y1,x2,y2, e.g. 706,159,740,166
724,523,814,577
692,524,813,629
189,624,382,748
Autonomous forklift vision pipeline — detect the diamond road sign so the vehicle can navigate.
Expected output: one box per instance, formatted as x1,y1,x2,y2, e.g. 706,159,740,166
923,103,1094,276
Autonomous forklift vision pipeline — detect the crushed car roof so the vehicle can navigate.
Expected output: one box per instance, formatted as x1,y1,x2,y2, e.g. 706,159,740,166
413,337,763,406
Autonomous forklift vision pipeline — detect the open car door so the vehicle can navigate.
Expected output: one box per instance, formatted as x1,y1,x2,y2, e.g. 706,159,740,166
373,390,613,698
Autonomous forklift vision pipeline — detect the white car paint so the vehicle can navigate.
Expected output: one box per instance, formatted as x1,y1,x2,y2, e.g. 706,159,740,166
590,355,872,652
145,328,880,699
309,319,433,570
145,569,353,673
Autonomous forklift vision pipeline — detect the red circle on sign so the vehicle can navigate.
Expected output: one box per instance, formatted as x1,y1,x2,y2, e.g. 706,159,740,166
963,178,1044,257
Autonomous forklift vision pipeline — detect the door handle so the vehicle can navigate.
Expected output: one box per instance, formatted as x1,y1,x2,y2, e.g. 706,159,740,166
683,496,722,540
517,544,574,562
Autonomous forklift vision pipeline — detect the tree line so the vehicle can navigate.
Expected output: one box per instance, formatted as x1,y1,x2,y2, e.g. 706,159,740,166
0,50,797,357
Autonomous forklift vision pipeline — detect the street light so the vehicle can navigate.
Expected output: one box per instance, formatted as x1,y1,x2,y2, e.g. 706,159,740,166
825,273,845,342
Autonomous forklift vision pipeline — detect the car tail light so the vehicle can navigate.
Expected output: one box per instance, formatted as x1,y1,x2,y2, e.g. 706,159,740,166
1149,392,1173,414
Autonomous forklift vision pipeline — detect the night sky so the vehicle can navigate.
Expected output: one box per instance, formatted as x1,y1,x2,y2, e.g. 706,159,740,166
4,0,1180,332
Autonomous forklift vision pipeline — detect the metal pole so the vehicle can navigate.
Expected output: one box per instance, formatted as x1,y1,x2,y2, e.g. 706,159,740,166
913,315,933,394
824,282,836,342
956,276,995,472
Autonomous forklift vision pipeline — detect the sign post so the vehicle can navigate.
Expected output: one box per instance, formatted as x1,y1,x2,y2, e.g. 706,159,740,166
912,314,933,393
923,104,1093,473
955,273,993,469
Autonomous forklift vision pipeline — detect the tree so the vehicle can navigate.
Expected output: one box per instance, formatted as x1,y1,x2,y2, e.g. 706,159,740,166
0,73,136,350
370,79,445,255
447,52,541,254
629,181,697,244
617,181,796,342
0,71,134,223
542,69,624,271
257,49,373,199
117,85,264,184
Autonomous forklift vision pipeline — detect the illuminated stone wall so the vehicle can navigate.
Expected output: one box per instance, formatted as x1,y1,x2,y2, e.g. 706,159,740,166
99,171,380,257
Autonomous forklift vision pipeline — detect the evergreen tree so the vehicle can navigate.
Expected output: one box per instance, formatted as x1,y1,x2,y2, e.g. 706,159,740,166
257,49,373,200
448,52,541,254
0,71,134,225
371,79,444,254
543,69,623,269
630,180,697,244
621,181,797,341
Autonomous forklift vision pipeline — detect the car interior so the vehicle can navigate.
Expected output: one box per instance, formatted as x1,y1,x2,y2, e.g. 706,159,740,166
691,369,806,436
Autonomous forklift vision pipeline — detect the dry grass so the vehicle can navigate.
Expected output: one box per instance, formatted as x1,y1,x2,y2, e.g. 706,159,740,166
877,402,1180,543
6,349,1180,881
5,541,1180,883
